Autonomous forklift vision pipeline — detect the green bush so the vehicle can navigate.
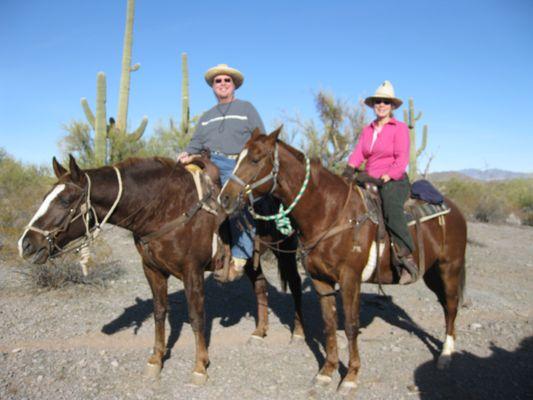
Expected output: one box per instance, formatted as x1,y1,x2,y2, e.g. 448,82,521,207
0,149,53,263
436,177,533,225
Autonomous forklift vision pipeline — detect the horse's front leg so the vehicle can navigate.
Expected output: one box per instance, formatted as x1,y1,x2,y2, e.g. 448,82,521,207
312,278,338,386
142,262,169,378
244,260,269,339
338,271,362,394
183,262,209,385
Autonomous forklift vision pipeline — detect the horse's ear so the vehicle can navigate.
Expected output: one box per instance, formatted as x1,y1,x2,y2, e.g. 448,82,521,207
251,127,262,140
52,157,67,178
68,154,83,183
267,125,283,144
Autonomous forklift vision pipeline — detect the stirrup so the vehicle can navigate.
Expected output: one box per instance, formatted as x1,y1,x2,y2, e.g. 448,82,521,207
399,256,419,285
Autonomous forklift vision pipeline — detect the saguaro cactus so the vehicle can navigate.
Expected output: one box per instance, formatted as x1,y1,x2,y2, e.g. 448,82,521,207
117,0,138,133
114,0,147,141
81,72,108,166
80,0,147,165
403,98,428,179
181,52,190,134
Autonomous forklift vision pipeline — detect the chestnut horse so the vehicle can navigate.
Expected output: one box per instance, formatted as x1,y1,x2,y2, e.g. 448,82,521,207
219,128,467,393
18,155,303,385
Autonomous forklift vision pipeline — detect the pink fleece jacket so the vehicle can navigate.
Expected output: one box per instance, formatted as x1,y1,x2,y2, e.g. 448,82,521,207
347,117,410,180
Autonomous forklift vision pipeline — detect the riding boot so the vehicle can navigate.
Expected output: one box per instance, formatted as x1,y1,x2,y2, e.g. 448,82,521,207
227,257,247,281
396,247,419,285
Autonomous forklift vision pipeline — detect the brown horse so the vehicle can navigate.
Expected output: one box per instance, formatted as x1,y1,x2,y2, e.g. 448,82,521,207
219,127,467,393
18,155,303,384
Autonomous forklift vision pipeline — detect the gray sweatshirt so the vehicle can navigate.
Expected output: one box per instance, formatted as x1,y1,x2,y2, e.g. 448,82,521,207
185,99,265,155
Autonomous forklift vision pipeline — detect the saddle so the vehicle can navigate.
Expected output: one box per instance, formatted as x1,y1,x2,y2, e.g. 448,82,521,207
352,173,450,282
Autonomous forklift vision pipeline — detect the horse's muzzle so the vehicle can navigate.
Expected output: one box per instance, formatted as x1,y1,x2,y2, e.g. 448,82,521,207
218,193,238,215
18,235,49,264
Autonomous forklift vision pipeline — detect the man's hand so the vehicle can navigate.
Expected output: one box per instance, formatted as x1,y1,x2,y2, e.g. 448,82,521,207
177,152,194,164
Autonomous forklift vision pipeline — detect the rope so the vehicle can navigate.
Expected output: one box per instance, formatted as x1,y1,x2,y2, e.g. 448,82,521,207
248,156,310,235
78,167,123,275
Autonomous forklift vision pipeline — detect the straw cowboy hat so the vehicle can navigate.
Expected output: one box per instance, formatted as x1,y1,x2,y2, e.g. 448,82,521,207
364,80,403,109
204,64,244,89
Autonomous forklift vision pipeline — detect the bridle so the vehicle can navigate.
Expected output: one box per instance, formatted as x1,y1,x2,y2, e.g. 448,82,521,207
25,167,123,258
227,142,310,235
228,142,280,207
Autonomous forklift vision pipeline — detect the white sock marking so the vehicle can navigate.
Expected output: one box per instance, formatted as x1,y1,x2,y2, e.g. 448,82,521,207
441,334,455,356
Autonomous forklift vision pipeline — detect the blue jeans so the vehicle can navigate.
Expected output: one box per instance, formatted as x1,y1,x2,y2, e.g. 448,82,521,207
212,154,255,259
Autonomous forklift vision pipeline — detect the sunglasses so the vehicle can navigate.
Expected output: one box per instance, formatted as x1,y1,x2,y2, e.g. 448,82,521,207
374,99,391,105
214,78,232,84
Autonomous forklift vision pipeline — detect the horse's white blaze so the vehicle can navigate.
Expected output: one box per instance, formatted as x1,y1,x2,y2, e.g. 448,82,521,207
441,334,455,356
234,148,248,172
362,241,385,282
18,184,66,257
220,148,248,197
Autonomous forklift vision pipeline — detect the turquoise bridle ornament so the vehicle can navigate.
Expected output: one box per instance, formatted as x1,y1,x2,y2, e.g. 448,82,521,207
229,143,311,235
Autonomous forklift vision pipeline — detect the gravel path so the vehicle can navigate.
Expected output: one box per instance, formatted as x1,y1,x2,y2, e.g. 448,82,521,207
1,222,532,399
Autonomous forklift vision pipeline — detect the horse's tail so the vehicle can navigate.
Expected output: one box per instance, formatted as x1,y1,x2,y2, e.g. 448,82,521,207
458,256,467,307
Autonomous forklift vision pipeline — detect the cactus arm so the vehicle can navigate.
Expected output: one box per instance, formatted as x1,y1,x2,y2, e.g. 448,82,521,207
81,98,96,129
128,116,148,141
94,72,107,166
116,0,136,132
181,52,190,134
403,109,409,127
417,124,428,157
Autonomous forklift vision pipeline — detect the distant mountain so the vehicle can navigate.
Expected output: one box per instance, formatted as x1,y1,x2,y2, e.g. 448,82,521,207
428,169,533,182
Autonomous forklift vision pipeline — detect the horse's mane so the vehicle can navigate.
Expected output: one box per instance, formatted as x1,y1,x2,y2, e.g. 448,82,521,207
116,156,179,171
278,140,345,185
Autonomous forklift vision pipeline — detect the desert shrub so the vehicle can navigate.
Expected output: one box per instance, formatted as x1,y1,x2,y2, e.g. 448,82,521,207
436,177,533,225
506,179,533,226
58,120,95,168
143,117,195,157
16,235,122,289
19,258,124,289
0,149,53,263
286,90,367,172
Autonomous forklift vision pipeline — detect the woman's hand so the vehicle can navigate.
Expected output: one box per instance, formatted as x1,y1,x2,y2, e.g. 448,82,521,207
381,174,391,183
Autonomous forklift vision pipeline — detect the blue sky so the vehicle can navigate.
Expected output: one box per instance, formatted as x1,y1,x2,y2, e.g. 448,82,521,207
1,0,532,172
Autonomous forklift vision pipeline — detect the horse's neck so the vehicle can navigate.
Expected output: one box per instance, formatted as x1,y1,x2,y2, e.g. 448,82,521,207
84,168,129,229
276,147,351,239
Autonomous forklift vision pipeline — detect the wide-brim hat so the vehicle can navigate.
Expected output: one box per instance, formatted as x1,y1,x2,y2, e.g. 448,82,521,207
364,80,403,109
204,64,244,89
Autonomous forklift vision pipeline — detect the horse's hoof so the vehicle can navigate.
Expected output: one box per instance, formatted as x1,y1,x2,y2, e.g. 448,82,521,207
338,380,357,396
314,374,333,387
190,371,208,386
437,354,451,369
291,333,305,343
247,334,265,345
144,362,161,379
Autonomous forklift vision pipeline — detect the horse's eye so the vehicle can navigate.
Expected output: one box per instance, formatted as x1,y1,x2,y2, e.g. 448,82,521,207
59,197,70,207
251,158,260,165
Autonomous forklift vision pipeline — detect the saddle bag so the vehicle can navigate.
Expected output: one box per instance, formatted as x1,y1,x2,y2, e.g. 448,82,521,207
410,179,444,205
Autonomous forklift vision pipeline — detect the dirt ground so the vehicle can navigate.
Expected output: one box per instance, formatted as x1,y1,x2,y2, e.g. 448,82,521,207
1,221,532,399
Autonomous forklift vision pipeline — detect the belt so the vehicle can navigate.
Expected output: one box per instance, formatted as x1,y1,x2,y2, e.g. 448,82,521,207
212,151,239,160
